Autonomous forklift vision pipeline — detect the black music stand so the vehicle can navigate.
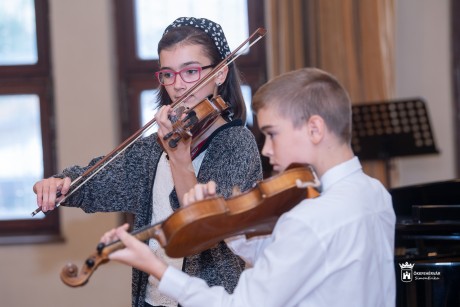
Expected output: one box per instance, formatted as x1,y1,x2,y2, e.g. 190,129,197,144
351,97,439,187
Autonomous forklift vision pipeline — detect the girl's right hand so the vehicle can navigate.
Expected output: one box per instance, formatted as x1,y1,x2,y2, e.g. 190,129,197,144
33,177,71,212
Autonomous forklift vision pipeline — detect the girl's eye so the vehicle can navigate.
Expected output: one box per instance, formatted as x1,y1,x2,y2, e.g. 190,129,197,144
162,72,174,79
184,68,199,76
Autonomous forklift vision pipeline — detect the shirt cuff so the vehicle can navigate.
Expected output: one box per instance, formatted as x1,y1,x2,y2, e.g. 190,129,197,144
158,266,190,301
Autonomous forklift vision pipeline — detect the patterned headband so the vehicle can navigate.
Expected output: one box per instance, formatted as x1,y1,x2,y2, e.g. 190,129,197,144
163,17,231,60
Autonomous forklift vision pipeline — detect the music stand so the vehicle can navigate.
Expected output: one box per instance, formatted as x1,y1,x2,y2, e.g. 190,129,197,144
351,97,439,187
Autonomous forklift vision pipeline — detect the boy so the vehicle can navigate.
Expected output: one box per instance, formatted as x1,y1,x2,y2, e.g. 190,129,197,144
102,68,396,306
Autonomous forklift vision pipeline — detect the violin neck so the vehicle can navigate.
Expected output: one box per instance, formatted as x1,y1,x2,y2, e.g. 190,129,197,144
102,222,165,257
132,222,165,245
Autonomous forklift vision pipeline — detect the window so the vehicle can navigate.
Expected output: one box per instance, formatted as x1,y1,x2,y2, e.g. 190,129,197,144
0,0,60,244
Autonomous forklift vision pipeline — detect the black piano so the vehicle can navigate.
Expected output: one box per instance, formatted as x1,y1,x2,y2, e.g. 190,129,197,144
390,179,460,307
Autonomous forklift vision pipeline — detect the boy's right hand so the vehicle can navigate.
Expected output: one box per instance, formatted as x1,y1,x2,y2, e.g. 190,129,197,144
33,177,71,212
182,181,217,207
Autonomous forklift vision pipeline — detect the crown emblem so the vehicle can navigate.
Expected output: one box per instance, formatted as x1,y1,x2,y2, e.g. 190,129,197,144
399,262,415,269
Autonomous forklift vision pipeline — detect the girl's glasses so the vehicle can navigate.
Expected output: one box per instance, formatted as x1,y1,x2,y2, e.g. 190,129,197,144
155,64,215,86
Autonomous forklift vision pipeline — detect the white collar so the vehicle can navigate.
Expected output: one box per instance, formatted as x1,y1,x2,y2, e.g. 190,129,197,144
320,156,362,192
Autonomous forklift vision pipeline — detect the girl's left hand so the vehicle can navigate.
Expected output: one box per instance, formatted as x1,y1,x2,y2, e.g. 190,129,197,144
155,105,192,160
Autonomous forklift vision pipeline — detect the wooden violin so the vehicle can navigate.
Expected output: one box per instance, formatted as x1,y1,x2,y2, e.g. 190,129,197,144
162,95,229,148
60,164,321,287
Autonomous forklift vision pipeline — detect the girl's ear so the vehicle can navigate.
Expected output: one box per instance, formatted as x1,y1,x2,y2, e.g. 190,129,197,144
307,115,325,144
216,65,229,85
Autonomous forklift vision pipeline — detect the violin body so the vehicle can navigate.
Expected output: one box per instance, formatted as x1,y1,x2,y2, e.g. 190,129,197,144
165,95,229,148
161,164,320,257
60,164,320,287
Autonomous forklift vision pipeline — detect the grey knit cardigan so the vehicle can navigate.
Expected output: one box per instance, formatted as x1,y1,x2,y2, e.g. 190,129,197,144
59,120,263,307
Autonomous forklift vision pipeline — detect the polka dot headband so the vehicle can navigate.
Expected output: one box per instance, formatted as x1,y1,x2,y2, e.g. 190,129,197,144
163,17,231,60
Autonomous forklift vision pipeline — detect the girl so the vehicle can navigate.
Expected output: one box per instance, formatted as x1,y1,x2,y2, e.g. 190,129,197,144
34,17,262,307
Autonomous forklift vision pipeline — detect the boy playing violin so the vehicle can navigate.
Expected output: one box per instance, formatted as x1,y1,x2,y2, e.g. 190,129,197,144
101,68,396,306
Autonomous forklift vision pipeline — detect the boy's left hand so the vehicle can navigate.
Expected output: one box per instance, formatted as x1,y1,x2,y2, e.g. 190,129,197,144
101,224,168,280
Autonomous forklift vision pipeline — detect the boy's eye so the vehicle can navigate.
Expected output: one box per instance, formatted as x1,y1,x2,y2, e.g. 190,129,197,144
264,131,275,139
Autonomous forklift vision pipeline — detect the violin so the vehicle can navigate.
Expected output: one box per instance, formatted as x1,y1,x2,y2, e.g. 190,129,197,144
60,164,321,287
163,95,229,148
31,28,267,217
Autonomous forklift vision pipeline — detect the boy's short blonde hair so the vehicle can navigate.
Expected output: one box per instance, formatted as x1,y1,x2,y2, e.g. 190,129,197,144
252,68,352,144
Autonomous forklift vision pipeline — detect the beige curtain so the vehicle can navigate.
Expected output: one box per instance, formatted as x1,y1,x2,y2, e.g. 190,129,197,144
265,0,309,78
265,0,395,187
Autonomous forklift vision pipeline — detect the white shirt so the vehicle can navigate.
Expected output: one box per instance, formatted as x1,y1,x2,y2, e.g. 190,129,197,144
158,157,396,307
145,151,206,307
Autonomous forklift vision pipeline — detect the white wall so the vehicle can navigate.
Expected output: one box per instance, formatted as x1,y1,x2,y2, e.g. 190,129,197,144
0,1,131,306
394,0,455,187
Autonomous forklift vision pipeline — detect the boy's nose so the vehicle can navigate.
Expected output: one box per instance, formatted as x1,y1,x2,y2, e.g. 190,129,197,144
261,140,272,157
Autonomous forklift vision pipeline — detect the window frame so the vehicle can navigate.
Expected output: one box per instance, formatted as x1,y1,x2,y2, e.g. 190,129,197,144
0,0,61,244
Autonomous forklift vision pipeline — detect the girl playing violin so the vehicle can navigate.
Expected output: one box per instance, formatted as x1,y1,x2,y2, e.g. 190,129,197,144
33,17,262,307
101,68,396,307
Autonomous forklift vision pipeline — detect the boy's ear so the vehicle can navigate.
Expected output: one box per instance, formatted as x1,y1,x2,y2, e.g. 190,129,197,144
307,115,325,144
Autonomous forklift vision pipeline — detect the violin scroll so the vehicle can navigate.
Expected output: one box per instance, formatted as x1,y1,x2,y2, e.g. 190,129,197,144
60,241,122,287
61,224,165,287
60,249,110,287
